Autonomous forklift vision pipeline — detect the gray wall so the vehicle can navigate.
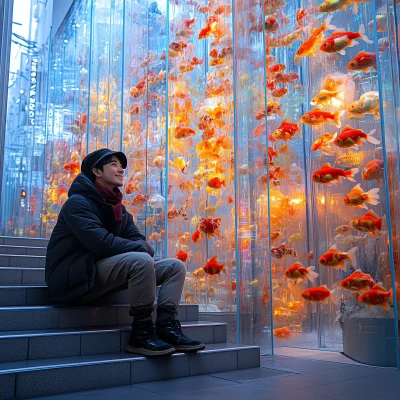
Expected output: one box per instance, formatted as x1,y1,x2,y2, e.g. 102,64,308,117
51,0,74,39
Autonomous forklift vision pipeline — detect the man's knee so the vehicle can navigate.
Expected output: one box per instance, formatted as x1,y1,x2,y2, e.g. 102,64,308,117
123,252,154,275
169,259,186,277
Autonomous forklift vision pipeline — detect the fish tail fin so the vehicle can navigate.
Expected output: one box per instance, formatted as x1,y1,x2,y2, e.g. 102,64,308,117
347,247,358,269
365,187,380,205
330,289,341,305
323,15,336,31
338,260,348,271
366,129,380,144
222,266,227,275
334,110,345,128
382,301,390,311
345,168,359,182
306,266,319,283
375,217,383,231
359,24,373,44
297,126,303,139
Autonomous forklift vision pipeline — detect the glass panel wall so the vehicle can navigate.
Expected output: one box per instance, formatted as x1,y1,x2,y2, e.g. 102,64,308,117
0,0,53,237
1,0,399,367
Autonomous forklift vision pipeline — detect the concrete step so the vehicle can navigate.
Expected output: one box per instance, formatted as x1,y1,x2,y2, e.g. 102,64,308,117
0,285,134,306
0,267,45,285
0,304,198,332
0,321,227,363
0,343,260,399
0,245,47,256
0,254,46,268
0,236,49,247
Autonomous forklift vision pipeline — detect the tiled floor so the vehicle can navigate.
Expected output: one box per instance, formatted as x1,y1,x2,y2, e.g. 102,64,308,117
34,353,400,400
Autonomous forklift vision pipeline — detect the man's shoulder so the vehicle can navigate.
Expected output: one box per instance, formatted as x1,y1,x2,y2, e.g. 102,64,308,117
62,194,94,211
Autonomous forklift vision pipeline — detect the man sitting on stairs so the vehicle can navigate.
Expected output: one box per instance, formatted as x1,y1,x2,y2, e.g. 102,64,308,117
45,148,205,357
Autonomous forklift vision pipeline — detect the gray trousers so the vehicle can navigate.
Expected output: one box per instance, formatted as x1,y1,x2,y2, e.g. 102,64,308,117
76,252,186,316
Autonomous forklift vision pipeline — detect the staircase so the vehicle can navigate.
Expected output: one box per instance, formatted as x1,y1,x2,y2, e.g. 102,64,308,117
0,236,260,399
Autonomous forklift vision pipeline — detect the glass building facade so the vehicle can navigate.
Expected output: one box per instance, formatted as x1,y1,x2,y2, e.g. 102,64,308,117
1,0,400,367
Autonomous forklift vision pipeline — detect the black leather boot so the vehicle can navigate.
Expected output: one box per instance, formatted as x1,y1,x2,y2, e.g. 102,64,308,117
156,318,206,353
126,319,175,357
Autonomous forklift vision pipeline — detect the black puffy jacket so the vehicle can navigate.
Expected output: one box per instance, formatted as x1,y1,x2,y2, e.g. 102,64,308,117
45,173,154,303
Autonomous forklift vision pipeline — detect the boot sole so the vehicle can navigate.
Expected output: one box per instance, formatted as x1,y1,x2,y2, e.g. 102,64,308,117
126,345,176,357
173,344,206,353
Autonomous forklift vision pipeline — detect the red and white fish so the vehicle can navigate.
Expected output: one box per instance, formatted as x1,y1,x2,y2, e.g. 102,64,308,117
311,162,359,185
333,125,380,149
320,24,373,56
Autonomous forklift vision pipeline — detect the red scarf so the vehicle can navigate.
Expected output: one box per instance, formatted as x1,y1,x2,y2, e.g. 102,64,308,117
94,182,123,222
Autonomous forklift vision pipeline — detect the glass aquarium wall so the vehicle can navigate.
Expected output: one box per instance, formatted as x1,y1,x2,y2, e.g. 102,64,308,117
233,0,272,350
43,0,92,236
261,0,399,366
3,0,400,366
0,0,53,237
374,0,400,368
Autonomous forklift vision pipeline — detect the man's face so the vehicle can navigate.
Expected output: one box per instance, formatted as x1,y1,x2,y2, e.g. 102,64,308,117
93,156,124,188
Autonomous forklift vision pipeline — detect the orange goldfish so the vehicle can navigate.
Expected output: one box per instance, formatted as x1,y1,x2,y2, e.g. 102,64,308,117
192,229,202,243
169,41,187,52
253,124,265,137
269,64,286,74
296,8,307,27
153,156,165,169
311,133,337,155
311,162,358,185
300,109,345,128
179,179,196,192
294,16,336,63
271,87,288,98
203,255,226,276
349,210,383,238
175,125,195,139
175,249,191,263
192,267,206,278
207,177,226,190
358,282,392,310
190,56,204,65
264,17,279,33
347,51,377,72
318,0,352,12
274,72,299,85
213,4,232,17
132,194,149,208
169,157,189,174
271,243,297,259
268,27,303,48
198,24,212,39
198,217,222,237
339,269,375,293
320,25,373,56
125,182,140,194
272,118,301,142
273,327,292,341
362,159,384,184
63,162,80,175
333,126,380,149
301,285,332,304
310,89,344,108
227,197,234,205
343,184,380,209
318,245,358,270
267,101,284,117
284,262,319,283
